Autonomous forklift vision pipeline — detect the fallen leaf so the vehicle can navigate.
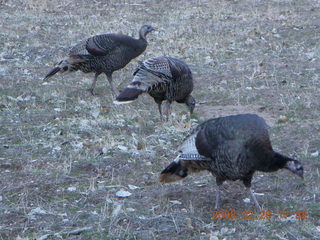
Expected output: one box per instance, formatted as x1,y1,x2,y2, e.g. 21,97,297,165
116,189,132,198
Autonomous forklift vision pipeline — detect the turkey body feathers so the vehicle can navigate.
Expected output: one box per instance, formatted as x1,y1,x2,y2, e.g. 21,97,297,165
160,113,304,210
195,114,271,180
68,33,147,74
86,33,147,59
114,56,195,120
43,25,154,95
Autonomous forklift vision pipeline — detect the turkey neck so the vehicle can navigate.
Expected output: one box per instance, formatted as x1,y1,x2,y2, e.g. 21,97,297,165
131,32,147,56
254,151,289,172
139,29,149,42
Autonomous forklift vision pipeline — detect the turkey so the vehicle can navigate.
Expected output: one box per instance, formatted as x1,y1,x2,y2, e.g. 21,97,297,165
43,25,155,95
159,114,304,210
113,56,195,121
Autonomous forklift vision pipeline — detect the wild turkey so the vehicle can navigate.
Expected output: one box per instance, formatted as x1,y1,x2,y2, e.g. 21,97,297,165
159,114,304,210
113,56,195,120
43,25,155,95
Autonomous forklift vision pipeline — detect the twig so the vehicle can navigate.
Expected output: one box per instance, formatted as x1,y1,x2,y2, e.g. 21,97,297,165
197,101,209,105
170,214,180,233
68,226,93,236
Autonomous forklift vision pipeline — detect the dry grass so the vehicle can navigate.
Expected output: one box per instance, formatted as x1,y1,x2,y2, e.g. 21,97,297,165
0,0,320,239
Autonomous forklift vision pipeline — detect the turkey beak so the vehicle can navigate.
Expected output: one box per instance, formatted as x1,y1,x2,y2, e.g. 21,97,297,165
297,169,304,179
295,165,304,179
285,160,304,179
150,27,156,32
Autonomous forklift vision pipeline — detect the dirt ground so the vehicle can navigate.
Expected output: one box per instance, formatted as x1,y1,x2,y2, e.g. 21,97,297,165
0,0,319,239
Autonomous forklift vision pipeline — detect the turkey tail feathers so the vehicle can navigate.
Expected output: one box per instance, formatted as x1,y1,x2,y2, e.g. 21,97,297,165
43,67,61,82
43,56,87,82
113,87,144,104
159,160,188,183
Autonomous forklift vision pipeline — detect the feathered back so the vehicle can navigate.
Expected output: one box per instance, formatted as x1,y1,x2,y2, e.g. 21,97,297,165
85,33,147,59
43,25,154,92
195,114,271,161
161,114,303,179
177,124,210,161
131,57,173,91
114,56,194,103
160,113,304,210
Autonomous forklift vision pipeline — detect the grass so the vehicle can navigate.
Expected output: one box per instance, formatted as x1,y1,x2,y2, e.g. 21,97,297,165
0,0,320,239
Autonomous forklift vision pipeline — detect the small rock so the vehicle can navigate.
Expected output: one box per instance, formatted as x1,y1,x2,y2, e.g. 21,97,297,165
54,108,62,112
186,218,193,229
56,212,67,217
243,198,251,203
102,147,108,154
16,236,29,240
68,227,93,236
82,141,93,148
280,80,287,85
116,189,132,198
28,207,47,218
205,56,213,64
19,95,32,101
0,68,6,77
90,108,100,119
112,204,122,217
311,151,319,157
37,234,51,240
73,142,83,149
220,227,229,235
67,187,77,192
100,106,111,113
169,200,182,205
306,52,315,60
118,145,128,151
7,96,18,102
0,103,6,110
245,38,254,45
245,87,253,90
210,236,219,240
126,208,135,212
79,100,87,105
280,215,297,222
136,140,145,150
0,196,2,201
128,184,139,190
220,227,235,235
253,192,264,196
53,146,61,152
278,115,288,123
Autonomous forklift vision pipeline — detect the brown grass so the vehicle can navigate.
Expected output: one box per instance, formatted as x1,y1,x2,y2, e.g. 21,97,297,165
0,0,319,239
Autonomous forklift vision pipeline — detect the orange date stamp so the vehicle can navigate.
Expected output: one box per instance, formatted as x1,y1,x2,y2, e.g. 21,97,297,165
210,210,308,220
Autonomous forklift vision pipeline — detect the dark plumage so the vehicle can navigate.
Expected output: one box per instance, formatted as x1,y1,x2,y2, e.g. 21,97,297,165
160,114,304,210
43,25,155,95
114,56,195,120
